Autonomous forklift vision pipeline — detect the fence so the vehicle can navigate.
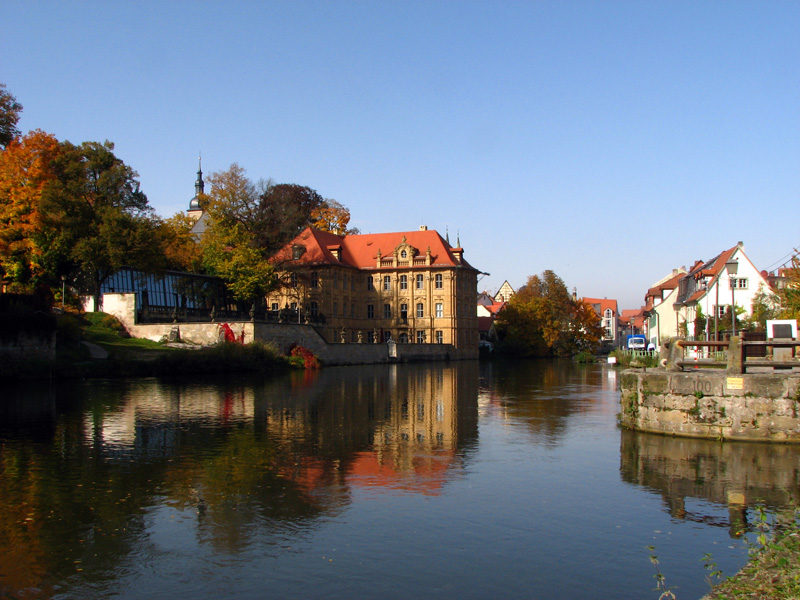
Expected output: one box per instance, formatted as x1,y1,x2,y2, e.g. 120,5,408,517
667,337,800,374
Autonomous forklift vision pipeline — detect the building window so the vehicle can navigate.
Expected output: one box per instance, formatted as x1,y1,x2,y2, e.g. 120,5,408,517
383,331,392,342
399,332,408,343
351,301,355,318
416,303,424,318
435,274,443,289
311,272,318,288
367,304,374,319
383,275,391,291
333,301,337,316
400,250,407,259
416,274,424,289
290,302,297,311
367,331,375,343
384,303,391,319
435,303,443,318
310,301,318,316
731,277,749,289
435,330,443,344
367,277,374,291
271,302,278,311
716,305,727,319
400,303,408,322
400,275,408,290
333,272,338,289
290,273,298,288
416,330,425,344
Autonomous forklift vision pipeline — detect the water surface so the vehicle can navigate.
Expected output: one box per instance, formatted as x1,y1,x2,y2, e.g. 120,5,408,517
2,361,797,599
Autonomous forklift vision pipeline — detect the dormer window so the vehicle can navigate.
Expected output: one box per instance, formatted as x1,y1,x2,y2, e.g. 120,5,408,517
292,245,305,260
401,250,407,259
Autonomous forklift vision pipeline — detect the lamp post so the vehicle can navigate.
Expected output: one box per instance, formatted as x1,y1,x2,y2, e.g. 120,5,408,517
61,275,66,312
725,257,739,336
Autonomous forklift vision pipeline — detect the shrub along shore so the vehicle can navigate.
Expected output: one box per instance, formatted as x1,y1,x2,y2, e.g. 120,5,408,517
0,312,294,380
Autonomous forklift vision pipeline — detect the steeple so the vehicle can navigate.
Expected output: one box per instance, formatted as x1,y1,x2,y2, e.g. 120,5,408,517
195,154,204,197
189,154,204,211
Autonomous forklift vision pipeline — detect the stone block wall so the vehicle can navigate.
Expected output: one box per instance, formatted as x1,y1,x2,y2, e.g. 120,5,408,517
97,293,463,366
0,331,56,360
620,369,800,442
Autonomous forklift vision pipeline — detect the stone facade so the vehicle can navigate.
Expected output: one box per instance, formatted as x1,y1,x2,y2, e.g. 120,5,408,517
620,369,800,442
264,227,480,358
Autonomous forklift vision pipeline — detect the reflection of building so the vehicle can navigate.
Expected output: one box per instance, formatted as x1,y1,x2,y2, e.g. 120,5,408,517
619,429,800,537
265,226,480,356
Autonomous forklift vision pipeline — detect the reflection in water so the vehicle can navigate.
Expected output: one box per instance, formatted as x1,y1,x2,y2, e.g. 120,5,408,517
0,364,478,597
3,362,800,600
478,360,615,444
620,428,800,537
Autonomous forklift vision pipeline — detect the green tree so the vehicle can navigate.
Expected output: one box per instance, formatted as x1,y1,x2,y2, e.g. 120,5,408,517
200,164,324,304
43,140,163,306
778,251,800,320
0,83,23,149
746,284,781,330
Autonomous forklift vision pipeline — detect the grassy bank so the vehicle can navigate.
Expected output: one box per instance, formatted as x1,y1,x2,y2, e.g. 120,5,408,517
0,312,292,380
702,507,800,600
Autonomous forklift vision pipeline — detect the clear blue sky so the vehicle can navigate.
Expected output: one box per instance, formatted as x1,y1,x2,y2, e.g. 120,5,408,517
3,1,798,309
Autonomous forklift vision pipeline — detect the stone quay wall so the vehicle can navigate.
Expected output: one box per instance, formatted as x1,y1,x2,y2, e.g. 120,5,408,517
619,369,800,442
100,293,462,366
0,330,56,361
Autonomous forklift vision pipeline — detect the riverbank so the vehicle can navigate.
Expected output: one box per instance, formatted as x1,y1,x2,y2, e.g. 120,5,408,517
0,312,292,380
703,507,800,600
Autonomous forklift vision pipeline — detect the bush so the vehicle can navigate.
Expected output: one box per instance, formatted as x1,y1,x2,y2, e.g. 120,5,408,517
574,350,595,363
289,345,321,369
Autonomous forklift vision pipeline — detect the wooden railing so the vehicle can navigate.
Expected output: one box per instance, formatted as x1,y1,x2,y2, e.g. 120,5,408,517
670,338,799,374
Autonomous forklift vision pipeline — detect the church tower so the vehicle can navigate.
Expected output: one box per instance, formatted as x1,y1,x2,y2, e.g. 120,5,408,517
186,156,208,237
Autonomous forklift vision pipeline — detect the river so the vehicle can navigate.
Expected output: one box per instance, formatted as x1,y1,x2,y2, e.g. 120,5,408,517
2,360,797,599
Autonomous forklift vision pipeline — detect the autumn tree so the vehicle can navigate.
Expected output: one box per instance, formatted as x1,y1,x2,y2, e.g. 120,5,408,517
0,83,23,149
0,131,63,291
0,133,164,305
496,270,602,357
311,198,359,234
157,213,203,272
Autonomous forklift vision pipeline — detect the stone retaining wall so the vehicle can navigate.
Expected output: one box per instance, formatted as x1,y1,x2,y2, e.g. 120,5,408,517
100,293,461,366
619,369,800,442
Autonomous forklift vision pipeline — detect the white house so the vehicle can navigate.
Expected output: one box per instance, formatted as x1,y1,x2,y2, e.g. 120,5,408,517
672,242,772,339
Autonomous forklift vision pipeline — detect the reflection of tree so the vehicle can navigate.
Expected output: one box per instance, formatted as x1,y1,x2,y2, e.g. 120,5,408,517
478,360,603,445
0,364,481,597
620,429,800,537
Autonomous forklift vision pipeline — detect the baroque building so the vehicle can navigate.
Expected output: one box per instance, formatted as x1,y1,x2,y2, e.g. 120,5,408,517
265,226,480,356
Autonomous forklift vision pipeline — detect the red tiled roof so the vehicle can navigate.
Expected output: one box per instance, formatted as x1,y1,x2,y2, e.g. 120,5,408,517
271,227,477,271
582,297,618,315
478,316,494,333
684,245,738,303
645,271,683,299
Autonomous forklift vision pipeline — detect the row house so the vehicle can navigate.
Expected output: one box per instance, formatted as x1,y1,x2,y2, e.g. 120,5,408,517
645,242,772,344
265,226,480,357
642,268,686,347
